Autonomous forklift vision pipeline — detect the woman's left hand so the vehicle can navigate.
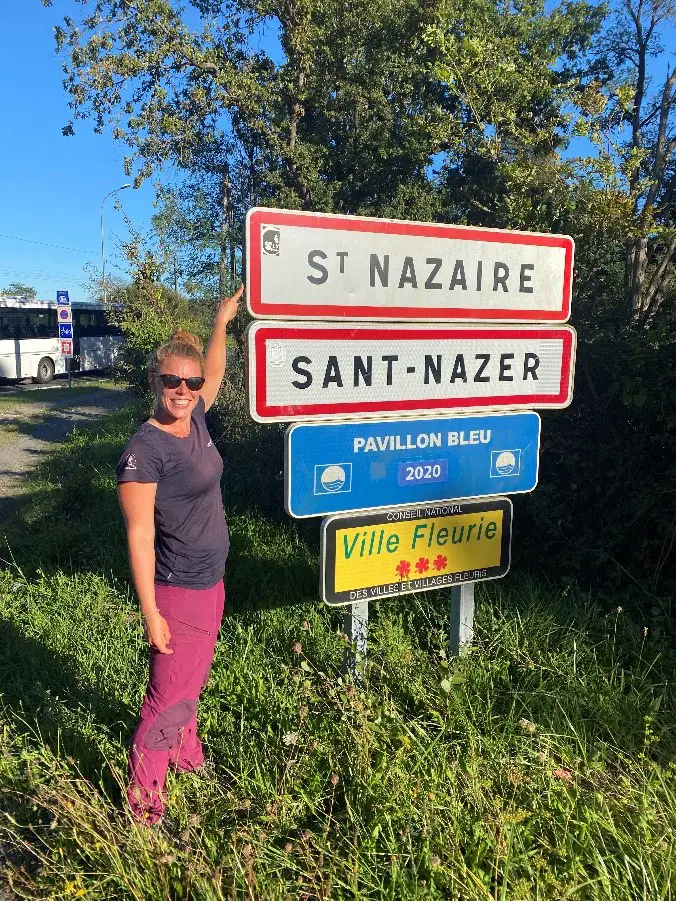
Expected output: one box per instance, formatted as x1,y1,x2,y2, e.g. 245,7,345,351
217,285,244,325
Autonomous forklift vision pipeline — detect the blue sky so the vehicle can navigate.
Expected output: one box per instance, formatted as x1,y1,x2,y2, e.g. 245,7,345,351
0,3,156,302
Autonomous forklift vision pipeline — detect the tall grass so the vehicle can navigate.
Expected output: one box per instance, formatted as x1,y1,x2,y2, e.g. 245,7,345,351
0,401,674,899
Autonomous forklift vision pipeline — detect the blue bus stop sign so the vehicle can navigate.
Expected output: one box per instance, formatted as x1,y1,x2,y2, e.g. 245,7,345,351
285,412,540,518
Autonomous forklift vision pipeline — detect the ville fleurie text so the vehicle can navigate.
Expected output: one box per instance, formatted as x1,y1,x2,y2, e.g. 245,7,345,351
320,499,512,606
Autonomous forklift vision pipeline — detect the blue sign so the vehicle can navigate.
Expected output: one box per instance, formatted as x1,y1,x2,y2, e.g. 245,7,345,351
57,290,70,305
285,412,540,518
59,323,73,339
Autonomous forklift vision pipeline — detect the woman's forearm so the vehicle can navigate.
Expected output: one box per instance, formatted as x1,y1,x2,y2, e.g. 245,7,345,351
203,314,228,387
127,530,157,616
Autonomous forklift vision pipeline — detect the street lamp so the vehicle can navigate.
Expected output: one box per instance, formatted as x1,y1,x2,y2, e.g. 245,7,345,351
100,183,131,304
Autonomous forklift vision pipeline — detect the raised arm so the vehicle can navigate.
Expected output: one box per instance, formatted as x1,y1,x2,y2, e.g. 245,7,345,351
201,285,244,411
117,480,172,655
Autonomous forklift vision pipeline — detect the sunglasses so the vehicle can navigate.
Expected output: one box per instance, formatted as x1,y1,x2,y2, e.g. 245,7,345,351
159,373,206,391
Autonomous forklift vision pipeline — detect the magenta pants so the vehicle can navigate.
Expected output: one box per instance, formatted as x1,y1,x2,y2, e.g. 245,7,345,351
127,580,225,825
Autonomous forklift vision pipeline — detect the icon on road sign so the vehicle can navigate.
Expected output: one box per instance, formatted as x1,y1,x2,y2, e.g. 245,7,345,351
262,227,280,255
60,339,73,358
57,290,70,305
58,307,72,322
490,449,521,477
59,323,73,340
314,463,352,495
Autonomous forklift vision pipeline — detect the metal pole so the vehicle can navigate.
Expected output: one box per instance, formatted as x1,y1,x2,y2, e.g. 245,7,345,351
100,202,106,305
342,600,368,681
67,356,71,390
449,582,475,657
100,184,131,304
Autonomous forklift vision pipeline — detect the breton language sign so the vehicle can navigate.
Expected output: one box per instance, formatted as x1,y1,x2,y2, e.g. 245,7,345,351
285,412,540,517
320,499,512,606
246,321,576,422
246,208,574,323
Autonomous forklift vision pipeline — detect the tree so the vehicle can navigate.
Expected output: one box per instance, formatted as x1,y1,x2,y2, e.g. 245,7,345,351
573,0,676,322
1,282,37,298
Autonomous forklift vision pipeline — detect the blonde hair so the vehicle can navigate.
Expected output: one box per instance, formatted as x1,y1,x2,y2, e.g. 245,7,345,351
148,329,204,382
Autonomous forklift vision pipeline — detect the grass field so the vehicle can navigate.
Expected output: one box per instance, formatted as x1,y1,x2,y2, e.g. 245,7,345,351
0,399,674,899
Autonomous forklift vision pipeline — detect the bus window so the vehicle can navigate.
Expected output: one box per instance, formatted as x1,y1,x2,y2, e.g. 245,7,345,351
28,310,57,338
0,309,28,340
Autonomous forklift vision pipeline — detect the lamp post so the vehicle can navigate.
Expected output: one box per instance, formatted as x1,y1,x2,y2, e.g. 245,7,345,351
100,184,131,304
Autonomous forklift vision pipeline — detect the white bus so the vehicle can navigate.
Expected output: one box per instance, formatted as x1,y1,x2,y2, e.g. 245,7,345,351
0,297,123,383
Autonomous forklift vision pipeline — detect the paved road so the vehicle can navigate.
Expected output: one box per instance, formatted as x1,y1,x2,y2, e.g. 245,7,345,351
0,378,128,523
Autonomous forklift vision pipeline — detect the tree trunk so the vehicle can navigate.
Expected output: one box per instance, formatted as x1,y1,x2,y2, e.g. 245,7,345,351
219,169,232,299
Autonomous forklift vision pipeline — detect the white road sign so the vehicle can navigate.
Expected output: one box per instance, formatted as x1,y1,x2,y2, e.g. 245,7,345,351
246,208,574,323
246,322,576,422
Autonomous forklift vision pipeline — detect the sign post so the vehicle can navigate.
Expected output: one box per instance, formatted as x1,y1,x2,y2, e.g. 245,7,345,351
449,583,475,657
57,291,73,387
343,600,368,681
244,207,577,678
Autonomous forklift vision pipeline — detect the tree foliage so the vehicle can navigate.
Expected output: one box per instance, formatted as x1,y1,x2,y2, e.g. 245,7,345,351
1,283,37,299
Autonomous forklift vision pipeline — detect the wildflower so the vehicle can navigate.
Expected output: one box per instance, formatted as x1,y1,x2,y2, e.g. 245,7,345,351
553,767,573,784
330,773,339,786
283,732,299,746
415,557,430,574
395,560,411,579
285,842,293,853
432,554,447,571
519,717,537,734
302,620,310,630
292,641,302,655
429,855,441,867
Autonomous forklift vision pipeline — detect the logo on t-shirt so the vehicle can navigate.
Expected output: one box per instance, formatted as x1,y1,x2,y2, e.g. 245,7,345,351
124,453,138,470
207,439,213,447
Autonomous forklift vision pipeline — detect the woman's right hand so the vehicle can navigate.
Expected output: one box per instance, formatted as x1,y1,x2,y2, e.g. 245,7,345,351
145,613,174,654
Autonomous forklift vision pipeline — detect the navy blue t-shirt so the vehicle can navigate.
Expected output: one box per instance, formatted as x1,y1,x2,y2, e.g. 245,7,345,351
116,397,229,589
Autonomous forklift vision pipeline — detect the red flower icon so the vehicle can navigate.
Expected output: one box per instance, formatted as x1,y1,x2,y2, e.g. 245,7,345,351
433,555,447,571
415,557,430,574
395,560,411,579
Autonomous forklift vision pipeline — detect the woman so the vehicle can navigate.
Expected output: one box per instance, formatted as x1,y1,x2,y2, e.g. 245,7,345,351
116,286,242,825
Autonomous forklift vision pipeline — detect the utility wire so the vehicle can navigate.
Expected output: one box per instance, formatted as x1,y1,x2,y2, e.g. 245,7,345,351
0,232,98,256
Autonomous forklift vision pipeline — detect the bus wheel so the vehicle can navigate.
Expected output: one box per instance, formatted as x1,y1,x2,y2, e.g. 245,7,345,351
34,357,55,384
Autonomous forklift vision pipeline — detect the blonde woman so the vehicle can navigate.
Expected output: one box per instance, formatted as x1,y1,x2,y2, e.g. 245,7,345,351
116,286,242,824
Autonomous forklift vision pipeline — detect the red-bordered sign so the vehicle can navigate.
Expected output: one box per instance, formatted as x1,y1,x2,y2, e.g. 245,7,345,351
246,322,576,422
246,208,574,323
